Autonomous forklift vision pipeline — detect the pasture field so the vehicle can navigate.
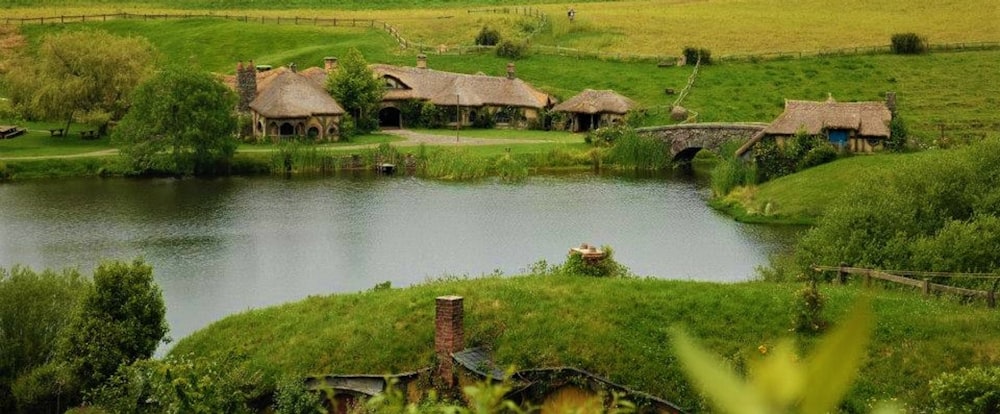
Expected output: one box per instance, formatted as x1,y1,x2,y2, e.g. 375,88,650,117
2,0,997,56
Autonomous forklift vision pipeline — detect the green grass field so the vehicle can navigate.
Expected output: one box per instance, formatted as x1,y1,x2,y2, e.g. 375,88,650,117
3,0,996,56
7,18,996,144
172,274,1000,412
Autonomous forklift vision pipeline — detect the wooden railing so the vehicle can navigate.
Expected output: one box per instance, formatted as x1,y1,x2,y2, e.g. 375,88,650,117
813,265,998,308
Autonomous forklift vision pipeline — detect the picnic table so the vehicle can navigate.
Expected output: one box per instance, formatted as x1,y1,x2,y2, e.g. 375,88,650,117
80,130,99,140
0,125,26,139
49,128,65,137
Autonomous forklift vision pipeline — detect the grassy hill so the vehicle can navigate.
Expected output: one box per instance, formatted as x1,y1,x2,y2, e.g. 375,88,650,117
171,274,1000,411
3,0,996,57
8,18,999,142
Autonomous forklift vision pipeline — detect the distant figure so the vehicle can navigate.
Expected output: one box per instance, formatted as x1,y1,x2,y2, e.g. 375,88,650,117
568,7,576,22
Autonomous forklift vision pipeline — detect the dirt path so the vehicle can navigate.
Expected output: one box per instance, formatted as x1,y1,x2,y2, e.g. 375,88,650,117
0,130,550,161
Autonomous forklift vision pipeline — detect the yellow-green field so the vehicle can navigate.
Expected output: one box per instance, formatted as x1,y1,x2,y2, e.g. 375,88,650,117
3,0,997,56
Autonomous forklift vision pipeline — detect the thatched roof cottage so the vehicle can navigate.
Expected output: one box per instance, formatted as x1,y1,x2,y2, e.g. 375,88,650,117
552,89,637,132
231,60,344,141
736,94,894,157
371,55,554,128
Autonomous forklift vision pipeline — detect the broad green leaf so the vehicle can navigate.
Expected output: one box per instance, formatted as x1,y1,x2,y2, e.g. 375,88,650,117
748,339,804,409
672,329,769,414
801,297,874,413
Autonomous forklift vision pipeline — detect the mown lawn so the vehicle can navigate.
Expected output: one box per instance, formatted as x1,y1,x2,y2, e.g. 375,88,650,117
0,121,114,158
171,274,1000,412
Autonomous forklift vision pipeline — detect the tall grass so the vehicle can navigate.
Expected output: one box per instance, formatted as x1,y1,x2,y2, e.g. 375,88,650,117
606,128,669,170
709,140,756,196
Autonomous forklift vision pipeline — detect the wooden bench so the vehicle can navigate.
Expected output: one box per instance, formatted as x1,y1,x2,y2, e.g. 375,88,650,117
49,128,65,137
80,130,99,140
0,125,26,139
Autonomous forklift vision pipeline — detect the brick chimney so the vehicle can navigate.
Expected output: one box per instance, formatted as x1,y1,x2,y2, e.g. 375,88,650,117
417,54,428,69
324,56,338,73
885,91,897,115
435,295,464,386
506,62,515,79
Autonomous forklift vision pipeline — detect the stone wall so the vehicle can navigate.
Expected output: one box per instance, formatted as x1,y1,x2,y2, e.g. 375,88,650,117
637,123,767,159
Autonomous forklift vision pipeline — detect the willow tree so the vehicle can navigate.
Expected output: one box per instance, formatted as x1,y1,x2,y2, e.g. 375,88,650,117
3,30,157,134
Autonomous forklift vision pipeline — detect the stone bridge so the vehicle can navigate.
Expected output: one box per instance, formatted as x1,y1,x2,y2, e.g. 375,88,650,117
637,122,768,161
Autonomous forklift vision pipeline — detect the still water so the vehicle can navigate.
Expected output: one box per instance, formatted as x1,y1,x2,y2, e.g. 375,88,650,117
0,172,796,346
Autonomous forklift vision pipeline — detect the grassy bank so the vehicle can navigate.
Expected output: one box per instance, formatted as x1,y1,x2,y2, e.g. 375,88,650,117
171,274,1000,411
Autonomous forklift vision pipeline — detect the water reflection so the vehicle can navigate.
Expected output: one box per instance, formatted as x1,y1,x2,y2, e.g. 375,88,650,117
0,173,798,348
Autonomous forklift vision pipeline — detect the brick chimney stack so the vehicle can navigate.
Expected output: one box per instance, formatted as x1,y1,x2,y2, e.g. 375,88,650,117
506,62,515,79
435,295,464,386
324,57,338,73
417,54,428,69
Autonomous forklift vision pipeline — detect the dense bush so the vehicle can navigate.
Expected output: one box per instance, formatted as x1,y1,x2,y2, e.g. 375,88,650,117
753,130,838,182
791,282,826,333
682,46,712,65
890,33,928,54
474,26,501,46
586,124,629,146
495,41,526,59
471,109,496,129
92,354,262,413
886,115,909,151
930,366,1000,413
796,138,1000,281
562,245,629,278
0,266,89,412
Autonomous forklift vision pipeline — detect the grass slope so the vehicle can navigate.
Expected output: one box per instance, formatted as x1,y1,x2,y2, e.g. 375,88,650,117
3,1,996,56
172,275,1000,411
9,19,998,141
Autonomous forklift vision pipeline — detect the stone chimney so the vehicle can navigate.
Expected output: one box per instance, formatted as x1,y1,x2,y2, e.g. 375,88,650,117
236,60,257,113
506,62,515,79
417,54,428,69
324,57,338,73
885,91,897,115
435,295,464,387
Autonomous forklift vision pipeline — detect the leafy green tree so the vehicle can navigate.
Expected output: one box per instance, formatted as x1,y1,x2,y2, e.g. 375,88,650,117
325,48,383,136
3,30,157,134
114,67,238,175
0,266,89,412
58,259,168,395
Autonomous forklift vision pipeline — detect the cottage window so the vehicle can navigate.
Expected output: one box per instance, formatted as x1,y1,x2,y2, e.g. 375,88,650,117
307,127,319,138
279,122,295,136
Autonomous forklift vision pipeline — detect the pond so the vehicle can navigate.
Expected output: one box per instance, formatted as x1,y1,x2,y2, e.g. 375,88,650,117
0,171,798,348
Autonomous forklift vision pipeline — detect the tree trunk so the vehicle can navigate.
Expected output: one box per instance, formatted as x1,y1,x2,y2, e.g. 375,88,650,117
64,115,72,136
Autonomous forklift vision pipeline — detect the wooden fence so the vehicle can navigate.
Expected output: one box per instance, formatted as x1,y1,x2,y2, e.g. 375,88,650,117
4,13,997,64
813,265,998,308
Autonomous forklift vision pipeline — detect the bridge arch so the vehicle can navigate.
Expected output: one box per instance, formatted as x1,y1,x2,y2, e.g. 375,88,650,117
637,123,767,161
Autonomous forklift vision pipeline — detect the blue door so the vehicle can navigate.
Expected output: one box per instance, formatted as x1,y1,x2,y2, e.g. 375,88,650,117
829,130,848,148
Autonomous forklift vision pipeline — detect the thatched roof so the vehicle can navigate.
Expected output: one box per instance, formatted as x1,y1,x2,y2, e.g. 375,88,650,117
765,98,891,137
249,70,344,119
370,64,552,109
552,89,637,114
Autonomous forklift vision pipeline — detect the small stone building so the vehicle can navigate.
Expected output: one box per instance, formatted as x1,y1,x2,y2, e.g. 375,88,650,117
737,94,894,157
552,89,638,132
230,59,344,142
371,55,554,128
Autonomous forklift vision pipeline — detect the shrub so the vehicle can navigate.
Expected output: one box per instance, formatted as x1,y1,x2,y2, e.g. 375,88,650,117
587,124,630,147
561,245,630,278
682,46,712,65
797,143,838,170
930,366,1000,413
886,115,908,151
792,282,826,333
474,26,501,46
274,376,324,414
471,109,496,129
496,41,526,60
890,32,928,54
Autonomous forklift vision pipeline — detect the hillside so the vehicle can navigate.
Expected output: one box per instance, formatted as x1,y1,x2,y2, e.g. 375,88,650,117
172,275,1000,411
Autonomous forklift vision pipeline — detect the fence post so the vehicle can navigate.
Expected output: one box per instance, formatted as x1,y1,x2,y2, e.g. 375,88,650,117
922,279,930,297
864,271,872,288
988,291,996,308
837,262,848,284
